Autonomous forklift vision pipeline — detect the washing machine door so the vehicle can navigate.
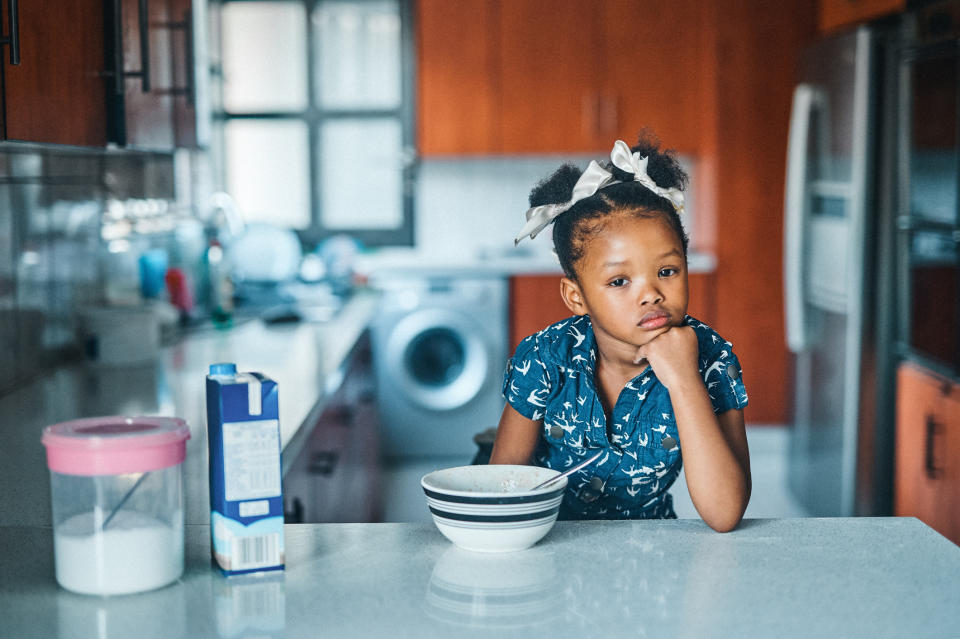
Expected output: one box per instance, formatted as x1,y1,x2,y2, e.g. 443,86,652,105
385,308,490,411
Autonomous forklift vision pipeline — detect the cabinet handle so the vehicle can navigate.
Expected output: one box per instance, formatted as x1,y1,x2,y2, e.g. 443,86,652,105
0,0,20,65
108,0,151,93
156,9,195,105
284,496,304,524
137,0,151,92
308,450,339,476
109,0,124,95
924,414,942,480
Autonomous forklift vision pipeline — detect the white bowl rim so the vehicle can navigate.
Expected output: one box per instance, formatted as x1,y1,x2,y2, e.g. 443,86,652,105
421,464,567,499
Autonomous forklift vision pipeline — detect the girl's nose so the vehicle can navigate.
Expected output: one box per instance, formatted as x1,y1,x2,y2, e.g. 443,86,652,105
638,281,664,306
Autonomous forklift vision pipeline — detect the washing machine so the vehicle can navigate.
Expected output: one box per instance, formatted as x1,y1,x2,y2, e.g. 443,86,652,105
370,275,508,459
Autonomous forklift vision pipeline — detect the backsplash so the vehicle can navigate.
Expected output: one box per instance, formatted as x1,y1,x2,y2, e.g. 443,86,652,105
0,145,178,392
414,154,697,259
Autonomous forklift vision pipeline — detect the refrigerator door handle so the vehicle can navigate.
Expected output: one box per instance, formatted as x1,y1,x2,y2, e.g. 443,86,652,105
784,83,822,353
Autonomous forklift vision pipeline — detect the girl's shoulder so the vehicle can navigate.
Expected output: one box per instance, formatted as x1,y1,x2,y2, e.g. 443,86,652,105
514,314,591,366
683,315,736,357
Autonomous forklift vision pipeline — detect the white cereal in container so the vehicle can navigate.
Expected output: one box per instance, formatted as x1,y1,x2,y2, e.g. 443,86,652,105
42,416,191,595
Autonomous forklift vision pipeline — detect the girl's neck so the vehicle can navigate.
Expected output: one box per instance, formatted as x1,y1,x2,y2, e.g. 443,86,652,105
592,330,648,381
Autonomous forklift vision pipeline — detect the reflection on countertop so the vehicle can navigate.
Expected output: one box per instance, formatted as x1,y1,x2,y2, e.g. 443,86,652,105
1,518,958,638
0,290,381,529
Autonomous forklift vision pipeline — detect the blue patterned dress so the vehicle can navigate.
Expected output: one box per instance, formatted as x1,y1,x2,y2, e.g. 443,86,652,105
502,314,748,520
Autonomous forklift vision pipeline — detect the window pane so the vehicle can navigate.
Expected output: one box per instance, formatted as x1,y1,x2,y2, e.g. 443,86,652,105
226,120,310,229
314,1,402,109
320,119,403,229
222,2,308,112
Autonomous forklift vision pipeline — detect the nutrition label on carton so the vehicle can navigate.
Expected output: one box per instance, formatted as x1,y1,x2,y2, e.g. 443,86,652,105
222,419,282,501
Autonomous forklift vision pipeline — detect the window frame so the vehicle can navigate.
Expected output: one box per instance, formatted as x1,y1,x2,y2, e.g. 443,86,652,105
213,0,416,248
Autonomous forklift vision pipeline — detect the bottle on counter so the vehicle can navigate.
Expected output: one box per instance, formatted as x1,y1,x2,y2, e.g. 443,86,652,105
203,238,234,328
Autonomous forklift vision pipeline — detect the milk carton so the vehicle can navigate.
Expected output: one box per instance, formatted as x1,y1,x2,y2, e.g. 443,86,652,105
206,363,284,576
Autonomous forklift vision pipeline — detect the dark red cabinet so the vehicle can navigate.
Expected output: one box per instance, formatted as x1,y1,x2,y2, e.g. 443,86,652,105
1,0,108,146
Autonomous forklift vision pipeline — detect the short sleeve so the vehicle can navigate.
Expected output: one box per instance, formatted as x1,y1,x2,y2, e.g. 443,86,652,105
699,336,749,414
501,334,551,420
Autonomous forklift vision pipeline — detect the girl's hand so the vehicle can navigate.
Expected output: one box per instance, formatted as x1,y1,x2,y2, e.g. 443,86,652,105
633,325,700,390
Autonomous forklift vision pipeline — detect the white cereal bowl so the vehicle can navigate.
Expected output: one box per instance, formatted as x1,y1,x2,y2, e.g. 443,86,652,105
420,465,567,553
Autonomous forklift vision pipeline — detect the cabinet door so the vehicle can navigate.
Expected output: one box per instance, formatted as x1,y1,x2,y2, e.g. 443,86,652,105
940,387,960,545
599,0,705,154
2,0,108,146
416,0,499,154
498,0,602,153
119,0,176,149
894,363,960,545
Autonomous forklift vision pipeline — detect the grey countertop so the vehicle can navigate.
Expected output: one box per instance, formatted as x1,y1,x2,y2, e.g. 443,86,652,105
0,290,381,528
1,517,958,638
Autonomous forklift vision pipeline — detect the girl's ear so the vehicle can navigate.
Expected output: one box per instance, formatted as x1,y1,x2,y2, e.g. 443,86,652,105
560,277,587,315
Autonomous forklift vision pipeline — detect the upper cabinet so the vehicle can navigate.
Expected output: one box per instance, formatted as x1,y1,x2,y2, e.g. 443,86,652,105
417,0,705,155
0,0,201,151
1,0,109,147
819,0,906,33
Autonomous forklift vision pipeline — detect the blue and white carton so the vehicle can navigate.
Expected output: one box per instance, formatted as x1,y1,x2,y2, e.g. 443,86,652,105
206,363,285,576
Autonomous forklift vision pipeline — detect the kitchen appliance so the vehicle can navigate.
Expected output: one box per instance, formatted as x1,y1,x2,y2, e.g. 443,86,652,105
370,275,508,458
784,2,960,516
784,26,880,518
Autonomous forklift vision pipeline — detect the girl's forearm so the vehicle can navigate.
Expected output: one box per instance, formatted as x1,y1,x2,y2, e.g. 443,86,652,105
669,380,750,532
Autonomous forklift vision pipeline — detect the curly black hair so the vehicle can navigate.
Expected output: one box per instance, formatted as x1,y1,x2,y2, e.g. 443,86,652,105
529,130,689,280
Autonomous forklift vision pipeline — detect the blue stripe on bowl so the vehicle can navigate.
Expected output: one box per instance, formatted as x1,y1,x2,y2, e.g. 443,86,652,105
429,505,560,523
422,487,564,505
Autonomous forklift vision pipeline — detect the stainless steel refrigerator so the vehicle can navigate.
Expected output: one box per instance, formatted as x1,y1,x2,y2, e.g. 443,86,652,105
783,26,896,517
785,3,960,516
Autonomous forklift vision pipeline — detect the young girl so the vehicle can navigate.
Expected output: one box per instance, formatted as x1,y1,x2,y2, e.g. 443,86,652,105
490,133,750,532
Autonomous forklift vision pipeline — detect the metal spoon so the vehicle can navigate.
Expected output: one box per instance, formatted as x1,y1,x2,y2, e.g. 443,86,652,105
101,472,149,530
531,450,604,490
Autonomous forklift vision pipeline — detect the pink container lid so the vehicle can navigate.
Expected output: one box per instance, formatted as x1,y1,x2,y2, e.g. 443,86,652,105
42,416,191,476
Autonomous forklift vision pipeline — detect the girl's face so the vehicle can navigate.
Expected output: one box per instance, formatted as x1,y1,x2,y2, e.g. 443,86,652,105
561,211,689,361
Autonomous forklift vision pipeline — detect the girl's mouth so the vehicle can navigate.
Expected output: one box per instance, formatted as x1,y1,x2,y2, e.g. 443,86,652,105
638,310,670,329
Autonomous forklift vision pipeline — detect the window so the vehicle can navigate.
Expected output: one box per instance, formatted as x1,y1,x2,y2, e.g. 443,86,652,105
214,0,414,246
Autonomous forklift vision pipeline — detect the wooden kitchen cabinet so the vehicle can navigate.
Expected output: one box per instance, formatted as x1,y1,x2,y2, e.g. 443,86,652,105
497,1,602,153
894,362,960,545
509,272,715,349
1,0,109,146
283,333,382,523
0,0,193,150
819,0,905,33
416,0,499,154
416,0,705,155
598,0,706,154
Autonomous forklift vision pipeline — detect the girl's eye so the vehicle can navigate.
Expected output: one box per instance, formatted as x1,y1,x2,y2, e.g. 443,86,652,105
609,278,628,287
658,268,678,278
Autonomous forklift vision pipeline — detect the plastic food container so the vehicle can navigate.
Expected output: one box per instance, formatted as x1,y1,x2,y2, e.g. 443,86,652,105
41,416,191,595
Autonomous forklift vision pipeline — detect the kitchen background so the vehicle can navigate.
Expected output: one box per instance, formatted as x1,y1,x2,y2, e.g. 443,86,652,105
0,0,957,543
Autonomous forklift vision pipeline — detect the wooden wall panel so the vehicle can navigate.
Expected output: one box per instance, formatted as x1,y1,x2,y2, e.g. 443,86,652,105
703,0,817,424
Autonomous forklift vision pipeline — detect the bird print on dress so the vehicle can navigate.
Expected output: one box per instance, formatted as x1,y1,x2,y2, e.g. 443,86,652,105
502,314,748,519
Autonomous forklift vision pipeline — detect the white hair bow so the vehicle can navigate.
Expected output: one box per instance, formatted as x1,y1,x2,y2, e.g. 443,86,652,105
514,139,685,245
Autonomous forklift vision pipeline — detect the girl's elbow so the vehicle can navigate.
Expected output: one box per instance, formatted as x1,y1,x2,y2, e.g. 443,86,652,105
703,495,749,533
705,513,744,533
